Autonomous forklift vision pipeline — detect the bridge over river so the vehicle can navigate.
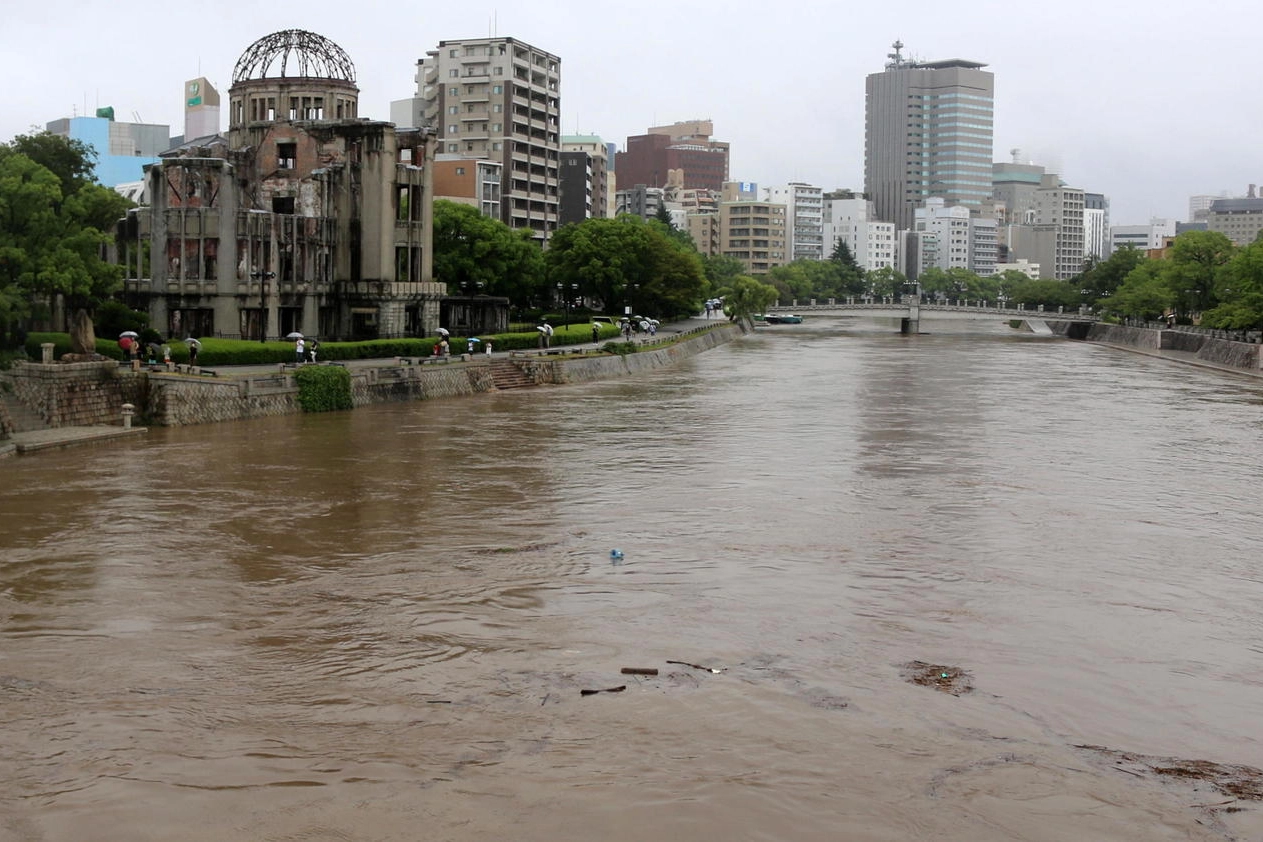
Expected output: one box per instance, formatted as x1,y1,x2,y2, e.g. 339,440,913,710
766,297,1098,335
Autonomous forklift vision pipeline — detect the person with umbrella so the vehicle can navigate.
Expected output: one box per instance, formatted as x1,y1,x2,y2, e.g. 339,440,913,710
291,333,305,364
119,331,139,362
185,337,201,366
591,322,601,344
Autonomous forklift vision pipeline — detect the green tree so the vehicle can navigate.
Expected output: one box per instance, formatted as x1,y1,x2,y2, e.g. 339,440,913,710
830,237,860,271
8,131,97,195
546,215,705,318
865,266,906,297
1009,278,1081,309
1161,230,1235,315
1078,245,1145,301
1202,235,1263,329
1106,261,1175,320
702,255,747,289
0,143,125,329
719,275,778,319
431,200,544,306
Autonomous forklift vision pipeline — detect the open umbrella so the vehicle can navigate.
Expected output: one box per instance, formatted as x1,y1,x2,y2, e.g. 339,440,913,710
183,337,201,348
119,331,140,339
286,331,304,340
467,337,481,343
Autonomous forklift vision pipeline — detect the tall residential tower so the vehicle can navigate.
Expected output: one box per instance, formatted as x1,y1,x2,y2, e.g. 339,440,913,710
406,37,561,236
864,42,994,231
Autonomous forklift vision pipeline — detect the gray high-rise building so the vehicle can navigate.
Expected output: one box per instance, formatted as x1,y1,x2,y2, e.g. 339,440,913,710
864,42,994,231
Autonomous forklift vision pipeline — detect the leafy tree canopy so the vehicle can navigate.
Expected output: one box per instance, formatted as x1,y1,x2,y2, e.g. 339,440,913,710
1202,236,1263,329
1104,261,1174,320
0,137,128,325
719,275,778,319
546,215,705,318
431,200,544,306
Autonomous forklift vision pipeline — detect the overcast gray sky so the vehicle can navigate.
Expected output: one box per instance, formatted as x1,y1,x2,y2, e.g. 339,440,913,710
3,0,1258,226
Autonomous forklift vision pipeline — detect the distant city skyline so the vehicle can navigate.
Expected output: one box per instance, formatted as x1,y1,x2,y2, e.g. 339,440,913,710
4,0,1259,227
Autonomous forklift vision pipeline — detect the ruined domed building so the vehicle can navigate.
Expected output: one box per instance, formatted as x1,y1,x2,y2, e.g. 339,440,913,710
117,29,446,341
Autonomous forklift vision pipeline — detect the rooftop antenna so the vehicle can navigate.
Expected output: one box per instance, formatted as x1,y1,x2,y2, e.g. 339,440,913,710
886,39,906,69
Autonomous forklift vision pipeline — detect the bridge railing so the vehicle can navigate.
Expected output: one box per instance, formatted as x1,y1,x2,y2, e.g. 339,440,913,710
770,298,1097,320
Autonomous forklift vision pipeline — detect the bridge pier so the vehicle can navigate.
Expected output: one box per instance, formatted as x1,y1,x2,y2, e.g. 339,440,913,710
901,298,920,335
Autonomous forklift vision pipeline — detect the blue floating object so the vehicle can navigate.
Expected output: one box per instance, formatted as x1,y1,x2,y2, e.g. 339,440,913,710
610,549,624,560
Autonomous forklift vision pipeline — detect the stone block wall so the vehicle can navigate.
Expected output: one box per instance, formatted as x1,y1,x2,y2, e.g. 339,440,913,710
7,322,747,429
8,361,144,428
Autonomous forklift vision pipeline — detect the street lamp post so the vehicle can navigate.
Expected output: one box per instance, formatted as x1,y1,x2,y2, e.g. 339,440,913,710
556,282,577,327
252,270,275,343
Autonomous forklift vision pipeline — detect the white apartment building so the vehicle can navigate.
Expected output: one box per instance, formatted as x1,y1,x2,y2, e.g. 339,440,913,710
913,198,997,276
994,258,1040,279
763,182,824,261
822,197,895,270
401,36,561,235
1084,193,1110,261
915,198,971,270
1110,218,1177,253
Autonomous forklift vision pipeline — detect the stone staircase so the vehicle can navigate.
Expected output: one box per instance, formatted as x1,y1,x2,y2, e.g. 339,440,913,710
1,390,50,434
489,360,535,390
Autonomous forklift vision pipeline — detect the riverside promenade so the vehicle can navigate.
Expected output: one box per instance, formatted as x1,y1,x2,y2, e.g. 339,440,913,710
0,315,730,458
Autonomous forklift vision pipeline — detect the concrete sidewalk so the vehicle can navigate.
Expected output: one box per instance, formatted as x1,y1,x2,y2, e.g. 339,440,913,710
2,425,147,458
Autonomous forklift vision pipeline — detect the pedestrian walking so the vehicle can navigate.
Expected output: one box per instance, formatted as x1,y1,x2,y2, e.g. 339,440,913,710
484,339,493,355
592,322,601,344
295,336,305,364
308,338,319,363
187,338,200,366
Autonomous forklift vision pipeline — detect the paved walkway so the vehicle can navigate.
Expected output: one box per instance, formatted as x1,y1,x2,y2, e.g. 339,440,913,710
2,425,147,458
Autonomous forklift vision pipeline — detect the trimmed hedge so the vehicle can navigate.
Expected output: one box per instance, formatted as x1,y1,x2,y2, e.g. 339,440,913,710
23,323,626,367
294,365,353,412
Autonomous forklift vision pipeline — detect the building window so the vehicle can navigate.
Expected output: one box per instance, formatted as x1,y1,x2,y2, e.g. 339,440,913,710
448,125,458,134
492,85,502,94
491,142,501,151
276,142,296,169
448,105,459,115
449,49,458,57
450,87,458,96
456,167,465,175
449,69,459,77
492,104,502,113
448,143,458,152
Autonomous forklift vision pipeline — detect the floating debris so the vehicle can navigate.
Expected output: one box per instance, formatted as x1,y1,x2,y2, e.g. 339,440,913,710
903,661,973,695
1077,745,1263,801
620,667,659,676
580,685,627,696
666,660,724,674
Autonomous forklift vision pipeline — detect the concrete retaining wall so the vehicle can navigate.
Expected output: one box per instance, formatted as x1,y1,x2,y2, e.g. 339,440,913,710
1051,321,1263,373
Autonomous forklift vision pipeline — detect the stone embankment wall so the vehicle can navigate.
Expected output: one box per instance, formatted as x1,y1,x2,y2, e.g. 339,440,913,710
64,321,747,428
150,362,499,426
520,323,745,385
7,361,147,427
1050,322,1262,372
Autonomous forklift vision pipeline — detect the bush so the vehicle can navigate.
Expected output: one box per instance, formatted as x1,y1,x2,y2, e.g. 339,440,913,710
602,341,638,356
294,365,353,412
94,301,149,338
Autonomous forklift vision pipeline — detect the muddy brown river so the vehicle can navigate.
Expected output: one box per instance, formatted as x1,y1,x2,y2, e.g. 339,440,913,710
3,320,1263,840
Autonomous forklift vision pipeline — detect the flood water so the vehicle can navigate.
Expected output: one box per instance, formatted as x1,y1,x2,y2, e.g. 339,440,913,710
3,318,1263,841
